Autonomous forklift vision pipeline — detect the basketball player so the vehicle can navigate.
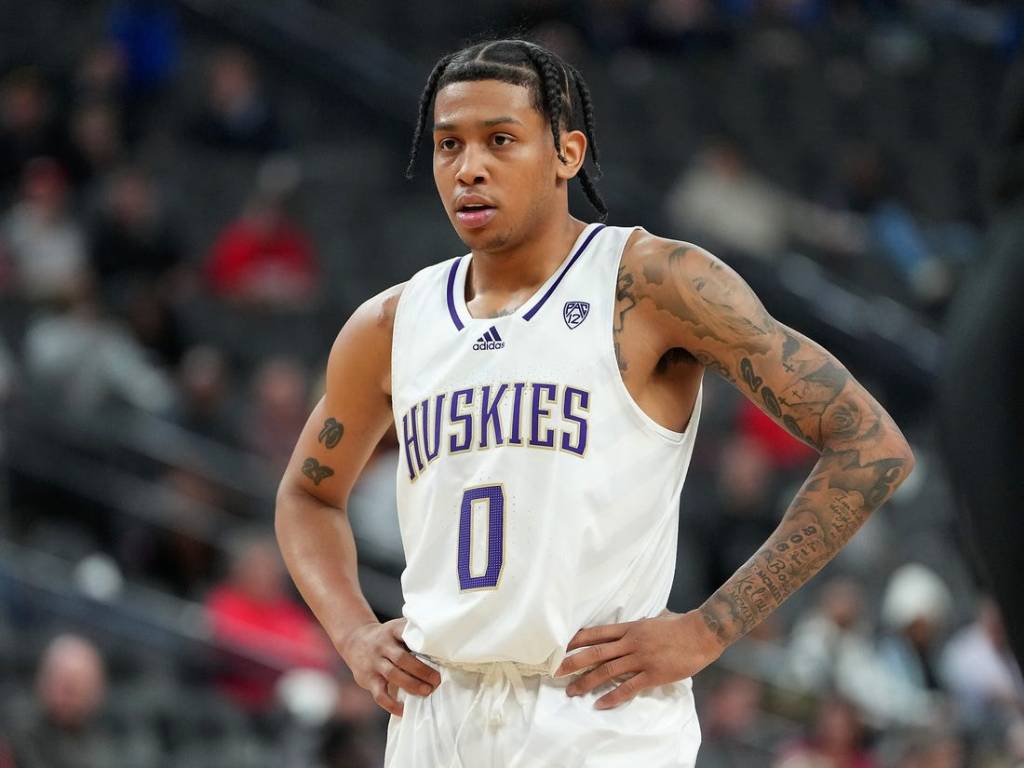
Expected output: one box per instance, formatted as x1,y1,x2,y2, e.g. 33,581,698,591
275,40,915,766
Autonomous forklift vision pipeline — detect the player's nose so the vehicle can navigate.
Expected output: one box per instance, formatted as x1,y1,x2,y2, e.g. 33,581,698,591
454,143,489,187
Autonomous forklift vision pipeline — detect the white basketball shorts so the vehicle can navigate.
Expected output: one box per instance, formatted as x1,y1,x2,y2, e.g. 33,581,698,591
383,655,701,767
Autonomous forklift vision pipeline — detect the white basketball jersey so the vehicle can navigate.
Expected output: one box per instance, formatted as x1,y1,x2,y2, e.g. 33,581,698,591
390,223,702,674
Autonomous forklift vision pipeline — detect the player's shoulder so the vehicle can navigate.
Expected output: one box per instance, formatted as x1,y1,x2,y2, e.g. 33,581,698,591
342,253,461,341
344,281,407,341
621,228,722,283
620,228,728,303
324,281,408,396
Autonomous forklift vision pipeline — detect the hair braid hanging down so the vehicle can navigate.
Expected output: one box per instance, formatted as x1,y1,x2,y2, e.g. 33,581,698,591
405,54,452,179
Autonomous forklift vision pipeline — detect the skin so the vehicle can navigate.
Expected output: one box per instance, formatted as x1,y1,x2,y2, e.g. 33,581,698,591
275,78,915,717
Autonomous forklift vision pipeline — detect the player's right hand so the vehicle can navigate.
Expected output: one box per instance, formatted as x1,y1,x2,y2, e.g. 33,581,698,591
338,618,441,717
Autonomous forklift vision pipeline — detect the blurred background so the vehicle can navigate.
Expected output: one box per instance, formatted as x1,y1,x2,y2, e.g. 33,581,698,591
0,0,1021,766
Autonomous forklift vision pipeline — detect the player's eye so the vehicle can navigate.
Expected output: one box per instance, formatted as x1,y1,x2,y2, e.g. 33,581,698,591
492,134,514,147
438,138,459,151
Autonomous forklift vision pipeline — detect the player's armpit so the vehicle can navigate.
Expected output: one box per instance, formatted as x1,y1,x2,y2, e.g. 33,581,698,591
278,282,404,507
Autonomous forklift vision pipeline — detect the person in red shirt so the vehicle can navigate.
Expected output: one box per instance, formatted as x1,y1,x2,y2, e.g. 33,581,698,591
205,533,332,712
205,193,317,307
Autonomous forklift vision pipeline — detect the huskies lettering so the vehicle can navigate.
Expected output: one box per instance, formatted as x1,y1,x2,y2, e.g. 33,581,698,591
401,381,591,480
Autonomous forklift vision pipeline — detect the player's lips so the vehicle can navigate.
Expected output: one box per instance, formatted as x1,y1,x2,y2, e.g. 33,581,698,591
454,194,497,229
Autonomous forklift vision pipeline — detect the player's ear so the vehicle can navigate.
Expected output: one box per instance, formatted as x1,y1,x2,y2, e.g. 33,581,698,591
556,129,586,181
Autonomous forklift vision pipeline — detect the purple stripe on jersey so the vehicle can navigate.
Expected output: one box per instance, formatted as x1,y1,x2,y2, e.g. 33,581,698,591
446,257,465,331
522,224,605,322
490,326,502,342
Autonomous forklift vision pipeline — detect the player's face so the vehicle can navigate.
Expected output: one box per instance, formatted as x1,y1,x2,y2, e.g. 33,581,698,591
432,79,563,251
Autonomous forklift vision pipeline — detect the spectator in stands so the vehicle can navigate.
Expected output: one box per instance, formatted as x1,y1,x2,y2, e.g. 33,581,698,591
784,579,873,693
205,532,332,713
837,142,952,305
774,696,878,768
879,564,952,693
664,136,865,261
107,0,179,98
6,634,116,768
0,158,89,304
71,45,126,108
66,102,125,191
698,674,776,768
941,597,1024,730
0,68,70,202
702,434,781,590
191,47,285,153
170,345,241,446
782,578,926,728
824,563,950,727
244,356,310,468
22,282,176,415
90,166,182,287
205,192,317,306
118,467,221,597
89,166,186,364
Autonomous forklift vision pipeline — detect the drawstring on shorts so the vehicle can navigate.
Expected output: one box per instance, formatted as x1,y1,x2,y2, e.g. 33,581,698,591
424,657,554,768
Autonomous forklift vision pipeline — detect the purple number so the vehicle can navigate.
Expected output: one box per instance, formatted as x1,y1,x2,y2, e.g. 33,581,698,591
457,485,504,590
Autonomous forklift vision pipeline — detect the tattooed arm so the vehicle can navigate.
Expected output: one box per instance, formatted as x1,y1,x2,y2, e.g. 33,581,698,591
634,239,915,646
556,235,914,708
275,283,441,716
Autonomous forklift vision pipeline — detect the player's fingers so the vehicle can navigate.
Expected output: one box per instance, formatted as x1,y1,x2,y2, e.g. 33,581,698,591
565,654,642,697
555,638,630,677
383,661,436,697
595,671,650,710
387,618,408,638
370,676,404,717
565,622,631,652
389,649,442,687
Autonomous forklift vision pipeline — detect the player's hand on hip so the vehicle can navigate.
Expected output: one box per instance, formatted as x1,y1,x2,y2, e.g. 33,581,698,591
337,617,441,717
554,609,724,710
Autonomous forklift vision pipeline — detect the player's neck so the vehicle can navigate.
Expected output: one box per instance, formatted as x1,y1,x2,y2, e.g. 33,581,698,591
466,215,587,301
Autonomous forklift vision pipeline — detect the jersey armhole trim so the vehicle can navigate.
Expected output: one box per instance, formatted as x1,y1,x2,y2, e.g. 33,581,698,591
605,227,701,445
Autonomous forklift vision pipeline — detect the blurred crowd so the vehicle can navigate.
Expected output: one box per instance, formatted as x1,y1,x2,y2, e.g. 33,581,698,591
0,0,1020,766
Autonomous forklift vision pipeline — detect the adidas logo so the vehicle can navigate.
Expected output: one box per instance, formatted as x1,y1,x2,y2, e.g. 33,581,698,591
472,325,505,351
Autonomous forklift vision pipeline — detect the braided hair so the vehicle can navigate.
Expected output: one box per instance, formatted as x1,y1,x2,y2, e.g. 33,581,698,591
406,40,607,221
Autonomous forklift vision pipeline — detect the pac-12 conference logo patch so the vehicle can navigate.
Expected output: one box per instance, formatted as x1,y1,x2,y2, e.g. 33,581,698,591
563,301,590,329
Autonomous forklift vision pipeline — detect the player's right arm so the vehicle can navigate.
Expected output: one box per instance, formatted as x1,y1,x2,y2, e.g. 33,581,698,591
274,283,440,716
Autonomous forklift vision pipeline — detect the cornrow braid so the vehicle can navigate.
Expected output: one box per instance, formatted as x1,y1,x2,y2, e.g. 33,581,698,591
520,43,568,164
405,53,453,179
406,39,608,221
568,64,601,175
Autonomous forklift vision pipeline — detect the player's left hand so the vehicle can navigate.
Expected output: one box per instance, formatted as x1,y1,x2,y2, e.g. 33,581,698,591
554,609,724,709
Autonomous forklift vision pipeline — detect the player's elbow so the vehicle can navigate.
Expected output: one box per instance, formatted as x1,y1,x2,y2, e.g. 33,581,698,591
885,433,917,490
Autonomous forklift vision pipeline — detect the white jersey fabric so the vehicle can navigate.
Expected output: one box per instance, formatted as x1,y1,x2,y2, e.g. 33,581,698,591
391,222,702,671
387,222,703,767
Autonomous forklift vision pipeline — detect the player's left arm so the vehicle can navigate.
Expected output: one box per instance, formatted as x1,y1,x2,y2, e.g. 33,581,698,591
555,235,915,707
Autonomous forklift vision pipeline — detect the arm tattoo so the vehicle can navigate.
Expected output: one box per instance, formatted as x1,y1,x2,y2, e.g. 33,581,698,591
302,457,334,485
623,239,913,648
318,417,345,448
613,265,638,372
